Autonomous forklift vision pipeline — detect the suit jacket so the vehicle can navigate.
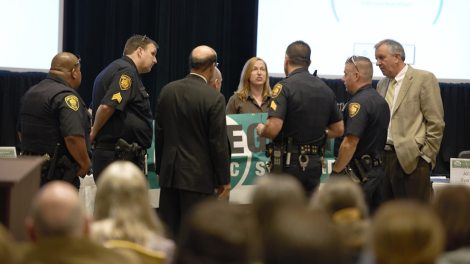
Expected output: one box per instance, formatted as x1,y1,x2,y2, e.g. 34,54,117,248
376,66,445,173
155,74,230,194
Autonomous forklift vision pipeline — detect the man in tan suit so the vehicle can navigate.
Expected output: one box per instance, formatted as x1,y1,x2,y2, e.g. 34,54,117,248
375,39,445,202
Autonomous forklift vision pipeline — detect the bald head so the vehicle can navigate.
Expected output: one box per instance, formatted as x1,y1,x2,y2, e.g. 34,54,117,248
49,52,82,89
27,181,86,240
188,45,217,81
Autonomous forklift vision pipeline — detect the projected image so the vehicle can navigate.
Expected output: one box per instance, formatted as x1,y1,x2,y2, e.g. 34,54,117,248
257,0,469,81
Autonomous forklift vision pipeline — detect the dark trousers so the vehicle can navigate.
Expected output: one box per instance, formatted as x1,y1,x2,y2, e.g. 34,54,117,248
360,166,384,214
382,150,432,203
92,148,145,181
283,154,322,197
159,187,213,239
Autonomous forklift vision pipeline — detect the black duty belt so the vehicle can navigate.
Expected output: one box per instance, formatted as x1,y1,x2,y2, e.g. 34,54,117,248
94,141,116,150
384,144,395,152
291,144,320,155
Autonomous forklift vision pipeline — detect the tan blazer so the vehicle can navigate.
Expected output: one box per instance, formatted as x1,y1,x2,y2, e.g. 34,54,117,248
376,66,445,174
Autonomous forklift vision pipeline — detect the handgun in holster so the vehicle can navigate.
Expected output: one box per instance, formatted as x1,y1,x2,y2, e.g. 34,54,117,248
351,159,369,183
115,138,141,161
57,155,77,183
45,143,60,181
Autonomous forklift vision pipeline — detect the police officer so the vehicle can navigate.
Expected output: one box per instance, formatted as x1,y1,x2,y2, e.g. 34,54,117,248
256,40,344,196
18,52,91,188
332,56,390,213
91,35,158,180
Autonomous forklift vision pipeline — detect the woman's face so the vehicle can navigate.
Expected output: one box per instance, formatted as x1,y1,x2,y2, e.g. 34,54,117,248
249,60,267,87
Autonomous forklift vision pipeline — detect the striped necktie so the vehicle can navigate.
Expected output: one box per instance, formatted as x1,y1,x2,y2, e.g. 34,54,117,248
385,79,397,111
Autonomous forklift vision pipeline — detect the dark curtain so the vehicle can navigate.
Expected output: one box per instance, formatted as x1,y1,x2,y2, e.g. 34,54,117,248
1,0,469,176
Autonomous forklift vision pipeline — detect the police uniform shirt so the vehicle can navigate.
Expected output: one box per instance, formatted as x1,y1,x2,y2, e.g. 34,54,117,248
92,56,152,148
268,68,342,144
19,74,90,155
343,85,390,158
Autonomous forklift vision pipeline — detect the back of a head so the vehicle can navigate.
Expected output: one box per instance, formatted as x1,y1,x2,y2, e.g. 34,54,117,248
372,200,444,264
188,45,217,72
251,174,307,225
28,181,85,239
433,185,470,251
94,161,164,240
177,199,256,264
310,176,368,220
285,40,311,67
262,207,346,264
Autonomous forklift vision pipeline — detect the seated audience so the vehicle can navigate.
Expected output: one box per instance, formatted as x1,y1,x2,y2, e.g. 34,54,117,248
176,198,257,264
0,224,19,264
262,206,347,264
18,181,130,264
433,185,470,264
371,200,444,264
310,177,369,263
92,161,175,264
250,174,307,227
226,57,271,114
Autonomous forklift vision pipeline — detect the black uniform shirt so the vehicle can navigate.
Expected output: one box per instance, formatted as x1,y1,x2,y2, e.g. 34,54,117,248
19,74,90,155
343,85,390,158
268,68,342,144
92,56,153,148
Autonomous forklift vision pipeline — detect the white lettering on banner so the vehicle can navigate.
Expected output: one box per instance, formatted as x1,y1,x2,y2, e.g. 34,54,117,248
255,161,266,176
230,162,240,176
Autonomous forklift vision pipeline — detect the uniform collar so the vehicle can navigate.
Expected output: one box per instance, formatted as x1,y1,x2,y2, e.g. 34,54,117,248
46,73,71,88
354,84,373,94
287,67,309,78
122,56,139,73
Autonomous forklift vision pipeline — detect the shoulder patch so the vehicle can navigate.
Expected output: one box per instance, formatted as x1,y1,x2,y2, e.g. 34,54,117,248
348,103,361,118
270,100,277,111
119,74,132,90
64,95,79,111
271,83,283,98
111,92,122,103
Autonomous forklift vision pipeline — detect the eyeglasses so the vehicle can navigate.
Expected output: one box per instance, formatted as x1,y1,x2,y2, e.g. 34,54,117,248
348,55,359,72
141,35,148,42
73,54,81,68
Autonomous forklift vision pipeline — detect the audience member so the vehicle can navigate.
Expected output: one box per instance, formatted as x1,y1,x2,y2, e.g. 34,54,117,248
155,45,230,237
310,177,369,263
19,181,130,264
0,224,19,264
250,174,307,227
371,200,444,264
176,198,257,264
433,185,470,264
262,206,347,264
226,57,271,114
375,39,445,202
92,160,175,264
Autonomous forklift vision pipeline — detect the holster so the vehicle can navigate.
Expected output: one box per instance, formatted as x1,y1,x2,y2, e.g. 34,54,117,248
114,138,147,173
265,142,284,173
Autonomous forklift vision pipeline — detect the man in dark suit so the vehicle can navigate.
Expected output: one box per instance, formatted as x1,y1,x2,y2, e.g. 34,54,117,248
155,45,231,237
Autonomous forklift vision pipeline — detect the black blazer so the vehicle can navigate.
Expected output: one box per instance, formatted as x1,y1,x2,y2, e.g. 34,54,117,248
155,74,230,194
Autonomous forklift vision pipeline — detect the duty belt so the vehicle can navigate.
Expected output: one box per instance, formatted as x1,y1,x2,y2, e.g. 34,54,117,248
384,144,395,152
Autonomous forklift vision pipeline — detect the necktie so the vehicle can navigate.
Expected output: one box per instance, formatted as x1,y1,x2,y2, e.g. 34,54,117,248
385,79,397,111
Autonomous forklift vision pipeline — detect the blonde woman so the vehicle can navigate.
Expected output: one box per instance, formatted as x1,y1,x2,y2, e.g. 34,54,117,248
226,57,271,114
91,161,175,264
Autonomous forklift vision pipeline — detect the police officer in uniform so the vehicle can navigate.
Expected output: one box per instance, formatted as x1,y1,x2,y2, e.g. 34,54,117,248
332,56,390,213
256,40,344,195
91,35,158,180
18,52,91,188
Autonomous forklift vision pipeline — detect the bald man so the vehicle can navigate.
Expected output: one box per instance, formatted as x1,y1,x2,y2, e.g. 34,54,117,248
209,66,222,92
19,181,130,264
18,52,91,188
155,45,230,237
